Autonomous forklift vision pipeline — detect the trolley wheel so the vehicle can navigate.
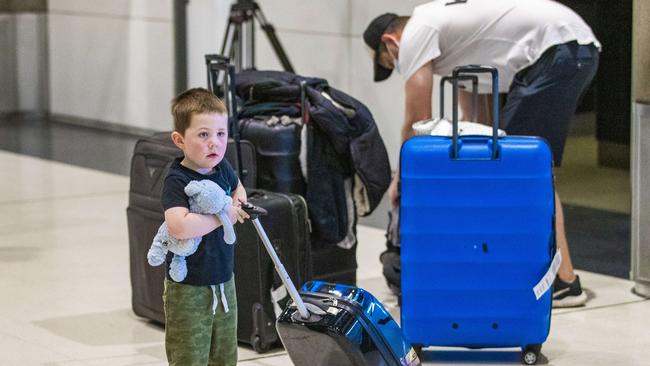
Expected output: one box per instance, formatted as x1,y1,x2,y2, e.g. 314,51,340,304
251,335,270,354
522,344,542,365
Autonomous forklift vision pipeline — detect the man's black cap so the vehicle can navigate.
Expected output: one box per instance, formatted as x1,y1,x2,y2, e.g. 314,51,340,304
363,13,398,82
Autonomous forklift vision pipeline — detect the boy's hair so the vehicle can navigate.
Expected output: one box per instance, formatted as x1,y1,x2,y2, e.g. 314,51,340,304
171,87,227,135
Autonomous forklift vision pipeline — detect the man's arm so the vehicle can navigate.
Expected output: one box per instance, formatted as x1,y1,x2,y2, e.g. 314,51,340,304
402,63,434,142
388,63,434,207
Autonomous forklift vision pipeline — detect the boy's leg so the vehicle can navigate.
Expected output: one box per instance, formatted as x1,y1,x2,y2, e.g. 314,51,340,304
164,279,215,366
208,275,238,366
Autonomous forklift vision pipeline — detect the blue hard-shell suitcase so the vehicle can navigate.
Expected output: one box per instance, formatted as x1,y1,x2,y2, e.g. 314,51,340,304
277,281,420,366
399,65,555,365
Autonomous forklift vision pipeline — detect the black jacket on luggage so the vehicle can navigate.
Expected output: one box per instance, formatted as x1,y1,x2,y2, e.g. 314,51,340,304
235,70,391,247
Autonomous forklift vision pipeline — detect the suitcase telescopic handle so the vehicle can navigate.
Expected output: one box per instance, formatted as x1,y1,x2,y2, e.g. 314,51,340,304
451,65,500,160
440,75,478,122
241,201,268,220
205,55,238,123
240,202,319,320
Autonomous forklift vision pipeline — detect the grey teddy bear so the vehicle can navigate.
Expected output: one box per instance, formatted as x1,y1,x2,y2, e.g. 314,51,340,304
147,179,236,282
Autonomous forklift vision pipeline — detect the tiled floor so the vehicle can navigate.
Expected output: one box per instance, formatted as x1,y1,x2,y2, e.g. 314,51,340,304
1,149,648,365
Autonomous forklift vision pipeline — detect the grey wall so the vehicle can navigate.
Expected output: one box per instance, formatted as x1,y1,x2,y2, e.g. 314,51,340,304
6,0,443,168
0,13,18,112
47,0,174,131
0,7,48,113
45,0,437,167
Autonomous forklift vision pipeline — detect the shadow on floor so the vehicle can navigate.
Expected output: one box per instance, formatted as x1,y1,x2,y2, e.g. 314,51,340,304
32,309,163,346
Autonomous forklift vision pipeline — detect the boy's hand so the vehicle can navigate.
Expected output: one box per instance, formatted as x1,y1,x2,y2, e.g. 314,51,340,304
229,200,250,224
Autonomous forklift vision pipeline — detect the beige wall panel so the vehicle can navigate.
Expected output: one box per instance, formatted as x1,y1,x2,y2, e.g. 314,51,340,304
634,0,650,103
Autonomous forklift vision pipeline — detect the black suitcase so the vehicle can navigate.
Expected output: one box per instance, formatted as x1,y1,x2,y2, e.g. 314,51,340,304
312,242,357,285
233,189,312,352
234,190,356,352
237,118,357,286
239,116,305,195
127,133,256,323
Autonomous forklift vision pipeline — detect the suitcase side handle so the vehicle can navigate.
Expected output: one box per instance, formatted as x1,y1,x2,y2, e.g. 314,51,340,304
451,65,500,160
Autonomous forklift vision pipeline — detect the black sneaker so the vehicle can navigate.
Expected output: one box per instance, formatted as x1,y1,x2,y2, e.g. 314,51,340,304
552,275,588,308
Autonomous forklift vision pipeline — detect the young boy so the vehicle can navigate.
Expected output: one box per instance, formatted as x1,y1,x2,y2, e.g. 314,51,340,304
162,87,249,366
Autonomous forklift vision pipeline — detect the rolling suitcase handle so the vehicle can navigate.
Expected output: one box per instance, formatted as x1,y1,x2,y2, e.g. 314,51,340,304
440,74,478,122
241,202,325,321
205,54,246,180
205,54,238,120
451,65,500,160
451,65,562,302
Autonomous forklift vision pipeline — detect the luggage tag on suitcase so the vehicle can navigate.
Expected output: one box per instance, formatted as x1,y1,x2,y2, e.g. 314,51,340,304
533,250,562,300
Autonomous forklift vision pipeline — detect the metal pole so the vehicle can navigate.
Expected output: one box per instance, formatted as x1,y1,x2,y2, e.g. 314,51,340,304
173,0,189,94
631,0,650,298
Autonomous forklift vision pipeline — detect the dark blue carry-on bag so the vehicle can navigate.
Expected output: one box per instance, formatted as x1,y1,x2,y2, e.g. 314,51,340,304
400,65,558,365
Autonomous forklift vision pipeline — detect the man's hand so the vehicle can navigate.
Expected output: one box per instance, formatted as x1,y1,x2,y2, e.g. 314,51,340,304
388,176,400,208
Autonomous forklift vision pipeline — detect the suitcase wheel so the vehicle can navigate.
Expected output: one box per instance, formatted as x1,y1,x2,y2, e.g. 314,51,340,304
522,344,542,365
251,334,271,354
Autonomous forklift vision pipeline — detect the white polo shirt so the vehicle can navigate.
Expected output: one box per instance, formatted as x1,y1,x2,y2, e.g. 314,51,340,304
398,0,601,93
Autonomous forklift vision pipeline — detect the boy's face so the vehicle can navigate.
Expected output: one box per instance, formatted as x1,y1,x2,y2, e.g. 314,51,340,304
172,113,228,174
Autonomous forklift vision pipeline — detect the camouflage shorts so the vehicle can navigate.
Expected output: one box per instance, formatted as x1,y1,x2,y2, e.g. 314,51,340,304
163,275,238,366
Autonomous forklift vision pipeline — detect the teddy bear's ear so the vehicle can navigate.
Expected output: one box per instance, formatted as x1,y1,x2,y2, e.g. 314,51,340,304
201,179,214,189
184,180,200,196
201,180,221,193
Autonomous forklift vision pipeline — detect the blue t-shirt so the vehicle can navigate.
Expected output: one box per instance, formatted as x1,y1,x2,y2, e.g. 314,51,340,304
161,157,239,285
